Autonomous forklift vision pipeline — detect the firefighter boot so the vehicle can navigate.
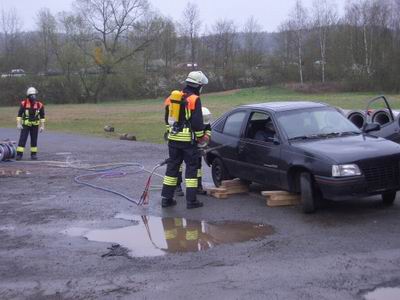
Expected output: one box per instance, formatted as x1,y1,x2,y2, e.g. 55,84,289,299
16,153,23,161
162,198,177,208
175,185,184,197
31,153,38,160
196,178,207,195
187,200,204,209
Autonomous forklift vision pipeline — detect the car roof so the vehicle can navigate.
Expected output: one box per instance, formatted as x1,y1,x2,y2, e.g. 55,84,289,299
240,101,329,112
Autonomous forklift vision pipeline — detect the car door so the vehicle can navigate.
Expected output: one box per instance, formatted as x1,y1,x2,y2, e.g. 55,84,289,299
238,111,282,187
218,110,248,178
364,95,400,144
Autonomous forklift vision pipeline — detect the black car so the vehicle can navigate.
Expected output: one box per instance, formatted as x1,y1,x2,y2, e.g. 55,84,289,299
205,101,400,213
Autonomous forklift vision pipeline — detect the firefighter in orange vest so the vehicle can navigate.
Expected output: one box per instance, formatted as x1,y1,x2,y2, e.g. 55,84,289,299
16,87,45,160
164,105,212,196
161,71,209,209
164,99,184,197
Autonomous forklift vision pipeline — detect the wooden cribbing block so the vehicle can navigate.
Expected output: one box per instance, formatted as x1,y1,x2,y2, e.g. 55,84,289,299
207,187,227,193
268,194,300,201
261,190,301,207
221,178,247,188
267,198,300,207
207,187,228,199
224,185,249,195
261,191,294,196
221,179,249,194
212,192,229,199
206,179,249,199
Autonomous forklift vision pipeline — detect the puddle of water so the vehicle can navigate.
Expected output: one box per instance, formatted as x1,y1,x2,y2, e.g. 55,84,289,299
65,214,274,257
0,169,31,177
364,287,400,300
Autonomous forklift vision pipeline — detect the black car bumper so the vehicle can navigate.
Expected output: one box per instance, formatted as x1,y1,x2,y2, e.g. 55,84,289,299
314,175,400,201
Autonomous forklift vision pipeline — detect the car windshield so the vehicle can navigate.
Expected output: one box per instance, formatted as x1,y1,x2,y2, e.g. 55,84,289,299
277,107,361,140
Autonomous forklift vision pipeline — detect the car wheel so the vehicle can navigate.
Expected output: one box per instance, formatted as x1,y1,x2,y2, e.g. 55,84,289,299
382,191,397,205
300,172,317,214
211,157,231,187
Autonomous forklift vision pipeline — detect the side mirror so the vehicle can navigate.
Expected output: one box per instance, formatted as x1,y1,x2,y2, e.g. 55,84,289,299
363,123,381,133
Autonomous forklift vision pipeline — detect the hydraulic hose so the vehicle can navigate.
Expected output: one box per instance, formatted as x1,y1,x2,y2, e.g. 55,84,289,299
15,160,167,206
73,166,145,205
74,160,168,206
0,142,17,161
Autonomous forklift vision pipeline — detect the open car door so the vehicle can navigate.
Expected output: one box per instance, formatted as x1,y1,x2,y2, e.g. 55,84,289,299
363,96,400,144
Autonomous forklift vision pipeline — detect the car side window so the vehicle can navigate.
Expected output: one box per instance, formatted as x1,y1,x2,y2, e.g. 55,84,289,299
223,111,247,137
245,112,277,142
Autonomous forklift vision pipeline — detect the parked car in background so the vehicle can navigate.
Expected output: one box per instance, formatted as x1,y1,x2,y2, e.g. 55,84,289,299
206,101,400,213
1,69,26,78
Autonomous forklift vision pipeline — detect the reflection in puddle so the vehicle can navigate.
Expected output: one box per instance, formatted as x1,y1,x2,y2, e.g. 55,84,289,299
0,169,31,177
364,287,400,300
64,214,274,257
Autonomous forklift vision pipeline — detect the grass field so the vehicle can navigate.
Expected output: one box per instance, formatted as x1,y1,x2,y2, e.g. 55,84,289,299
1,86,400,144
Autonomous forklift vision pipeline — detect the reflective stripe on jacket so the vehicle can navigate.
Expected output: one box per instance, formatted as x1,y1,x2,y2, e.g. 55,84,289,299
18,100,45,126
167,93,204,142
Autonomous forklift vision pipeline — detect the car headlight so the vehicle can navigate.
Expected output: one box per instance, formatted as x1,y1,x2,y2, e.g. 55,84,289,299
332,164,361,177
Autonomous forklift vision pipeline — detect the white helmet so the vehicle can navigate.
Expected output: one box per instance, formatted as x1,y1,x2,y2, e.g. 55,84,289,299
26,87,38,96
202,107,212,124
186,71,209,86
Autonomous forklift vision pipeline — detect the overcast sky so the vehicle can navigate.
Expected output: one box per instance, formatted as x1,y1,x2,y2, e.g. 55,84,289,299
0,0,346,32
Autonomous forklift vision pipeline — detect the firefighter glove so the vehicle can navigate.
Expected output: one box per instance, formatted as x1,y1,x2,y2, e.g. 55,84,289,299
16,117,23,130
39,120,45,132
197,134,210,148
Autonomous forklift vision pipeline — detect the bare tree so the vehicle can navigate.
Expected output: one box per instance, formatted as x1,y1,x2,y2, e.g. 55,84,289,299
181,2,201,68
159,19,178,71
345,0,392,77
69,0,160,102
276,21,294,79
213,20,237,71
242,16,264,69
208,19,237,89
37,9,57,73
288,0,308,84
0,8,22,69
312,0,337,83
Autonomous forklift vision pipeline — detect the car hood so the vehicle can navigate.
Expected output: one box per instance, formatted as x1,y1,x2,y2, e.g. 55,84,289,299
292,134,400,164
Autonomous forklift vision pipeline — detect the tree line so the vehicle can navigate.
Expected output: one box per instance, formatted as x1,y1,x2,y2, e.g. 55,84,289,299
0,0,399,106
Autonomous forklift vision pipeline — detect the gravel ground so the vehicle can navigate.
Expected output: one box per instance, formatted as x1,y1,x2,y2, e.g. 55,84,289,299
1,128,400,300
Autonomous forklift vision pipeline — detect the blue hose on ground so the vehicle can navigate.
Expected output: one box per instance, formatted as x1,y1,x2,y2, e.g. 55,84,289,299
73,163,146,205
73,160,169,206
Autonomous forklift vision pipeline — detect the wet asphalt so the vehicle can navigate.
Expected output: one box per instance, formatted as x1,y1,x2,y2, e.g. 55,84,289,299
1,128,400,300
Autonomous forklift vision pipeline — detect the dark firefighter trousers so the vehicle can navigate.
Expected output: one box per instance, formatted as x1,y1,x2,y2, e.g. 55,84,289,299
162,142,199,203
177,157,204,188
17,125,39,155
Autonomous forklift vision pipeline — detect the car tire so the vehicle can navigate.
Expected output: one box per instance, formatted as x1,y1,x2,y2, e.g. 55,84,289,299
300,172,317,214
382,191,397,205
211,157,231,187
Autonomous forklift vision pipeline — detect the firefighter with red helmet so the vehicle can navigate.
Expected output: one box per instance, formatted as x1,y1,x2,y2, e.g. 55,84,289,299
16,87,45,160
